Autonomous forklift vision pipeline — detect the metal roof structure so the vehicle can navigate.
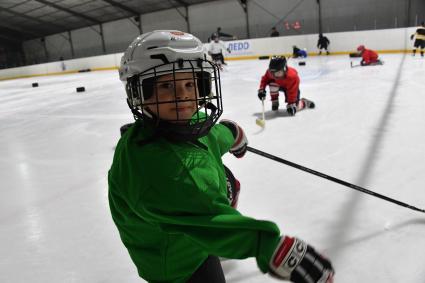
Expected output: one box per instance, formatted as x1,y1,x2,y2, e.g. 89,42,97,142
0,0,217,46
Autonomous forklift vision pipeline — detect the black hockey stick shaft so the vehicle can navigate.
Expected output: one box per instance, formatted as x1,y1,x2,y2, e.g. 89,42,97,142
247,146,425,213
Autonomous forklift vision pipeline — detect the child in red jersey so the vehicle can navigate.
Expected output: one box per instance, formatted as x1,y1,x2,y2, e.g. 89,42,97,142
357,45,383,66
258,56,315,115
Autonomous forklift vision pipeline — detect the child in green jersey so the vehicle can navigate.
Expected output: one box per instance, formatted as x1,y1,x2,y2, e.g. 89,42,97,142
108,30,334,283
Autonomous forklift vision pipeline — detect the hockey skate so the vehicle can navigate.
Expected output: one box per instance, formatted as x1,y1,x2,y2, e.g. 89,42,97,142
213,60,223,71
271,100,279,111
375,60,384,65
301,98,315,109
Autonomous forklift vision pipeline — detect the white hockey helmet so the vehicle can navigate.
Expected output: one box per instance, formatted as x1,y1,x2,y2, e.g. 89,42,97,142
119,30,222,141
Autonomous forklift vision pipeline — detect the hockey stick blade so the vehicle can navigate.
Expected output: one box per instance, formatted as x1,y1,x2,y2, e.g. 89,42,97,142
247,146,425,214
256,99,266,128
256,118,265,127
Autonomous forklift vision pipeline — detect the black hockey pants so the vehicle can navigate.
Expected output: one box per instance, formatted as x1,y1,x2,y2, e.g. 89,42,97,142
187,256,225,283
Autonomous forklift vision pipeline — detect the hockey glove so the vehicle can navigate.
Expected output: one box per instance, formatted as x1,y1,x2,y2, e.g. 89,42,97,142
219,119,248,158
410,34,414,40
286,103,297,116
269,236,334,283
258,89,266,100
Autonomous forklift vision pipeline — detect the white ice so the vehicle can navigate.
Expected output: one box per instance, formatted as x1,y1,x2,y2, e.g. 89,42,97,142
1,54,425,283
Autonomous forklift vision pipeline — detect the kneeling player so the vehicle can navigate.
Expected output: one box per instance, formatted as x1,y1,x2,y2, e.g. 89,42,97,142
357,45,383,66
293,45,307,58
258,56,315,115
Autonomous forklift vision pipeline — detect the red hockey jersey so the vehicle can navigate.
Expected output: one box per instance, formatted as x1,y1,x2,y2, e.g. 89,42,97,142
259,67,300,104
362,49,379,64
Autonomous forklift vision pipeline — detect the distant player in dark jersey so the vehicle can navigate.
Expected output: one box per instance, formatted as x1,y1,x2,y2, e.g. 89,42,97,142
317,33,330,55
411,22,425,57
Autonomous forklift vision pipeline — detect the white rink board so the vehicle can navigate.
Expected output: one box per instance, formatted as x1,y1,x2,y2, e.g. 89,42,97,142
0,27,419,80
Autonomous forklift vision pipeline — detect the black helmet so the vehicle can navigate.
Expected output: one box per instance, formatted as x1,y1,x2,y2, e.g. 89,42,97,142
269,56,287,73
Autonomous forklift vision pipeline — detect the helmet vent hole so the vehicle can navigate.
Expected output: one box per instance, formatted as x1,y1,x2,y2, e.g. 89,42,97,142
150,54,169,64
177,59,184,68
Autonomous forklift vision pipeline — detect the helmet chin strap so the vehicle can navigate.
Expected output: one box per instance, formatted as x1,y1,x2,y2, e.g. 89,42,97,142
160,102,218,142
130,101,219,142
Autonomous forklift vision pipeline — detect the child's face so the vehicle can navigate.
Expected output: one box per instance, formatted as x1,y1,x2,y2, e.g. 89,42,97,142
144,72,198,122
272,70,285,78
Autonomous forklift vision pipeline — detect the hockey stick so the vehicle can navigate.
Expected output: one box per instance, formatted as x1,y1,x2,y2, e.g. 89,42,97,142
247,146,425,214
255,99,266,127
350,61,362,68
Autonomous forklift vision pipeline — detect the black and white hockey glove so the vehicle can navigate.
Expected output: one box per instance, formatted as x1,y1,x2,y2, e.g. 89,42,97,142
220,119,248,158
287,103,297,116
269,236,334,283
258,89,266,100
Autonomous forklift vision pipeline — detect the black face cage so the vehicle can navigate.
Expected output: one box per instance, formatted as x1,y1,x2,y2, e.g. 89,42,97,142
125,58,223,141
269,57,287,73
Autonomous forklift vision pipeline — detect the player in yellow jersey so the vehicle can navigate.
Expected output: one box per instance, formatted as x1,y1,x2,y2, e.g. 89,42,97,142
411,22,425,57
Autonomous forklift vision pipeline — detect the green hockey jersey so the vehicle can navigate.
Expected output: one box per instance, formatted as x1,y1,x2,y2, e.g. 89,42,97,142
108,120,281,283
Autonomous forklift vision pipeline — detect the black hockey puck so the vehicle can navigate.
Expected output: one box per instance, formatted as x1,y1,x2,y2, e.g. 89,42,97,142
32,82,39,87
258,56,270,60
298,62,306,66
76,87,85,92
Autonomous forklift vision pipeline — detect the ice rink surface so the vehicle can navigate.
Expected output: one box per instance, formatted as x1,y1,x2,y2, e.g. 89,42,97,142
1,54,425,282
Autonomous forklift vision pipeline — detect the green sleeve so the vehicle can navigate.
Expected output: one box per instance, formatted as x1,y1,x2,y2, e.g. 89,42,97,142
209,123,235,157
134,180,280,273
